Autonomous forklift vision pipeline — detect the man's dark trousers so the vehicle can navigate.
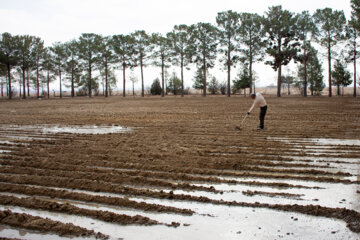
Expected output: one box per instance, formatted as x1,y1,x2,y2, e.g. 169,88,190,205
259,105,267,129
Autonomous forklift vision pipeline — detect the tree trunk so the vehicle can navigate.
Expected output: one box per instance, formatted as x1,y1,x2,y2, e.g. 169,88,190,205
123,62,126,97
249,43,253,94
6,78,8,97
26,69,30,97
47,71,50,99
71,67,74,98
59,69,62,98
227,36,231,97
354,42,357,97
36,62,40,98
19,76,21,98
277,64,282,97
7,64,12,99
22,68,26,99
303,40,307,97
105,60,108,98
203,57,207,97
132,81,135,96
161,57,165,97
140,56,144,97
277,39,282,98
181,56,184,97
288,81,290,95
328,44,332,97
88,52,92,98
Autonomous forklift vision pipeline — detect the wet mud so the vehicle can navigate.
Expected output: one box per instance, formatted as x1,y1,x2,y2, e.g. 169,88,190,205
0,96,359,239
0,210,107,239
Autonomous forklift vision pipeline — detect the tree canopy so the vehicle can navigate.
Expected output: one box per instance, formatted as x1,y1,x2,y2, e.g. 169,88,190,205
0,3,357,99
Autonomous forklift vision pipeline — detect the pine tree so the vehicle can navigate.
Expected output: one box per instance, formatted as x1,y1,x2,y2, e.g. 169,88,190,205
167,25,193,97
216,10,241,97
150,78,162,95
238,12,265,94
332,59,352,96
297,46,325,95
263,6,300,97
77,33,102,97
190,23,218,97
0,32,18,99
313,8,346,97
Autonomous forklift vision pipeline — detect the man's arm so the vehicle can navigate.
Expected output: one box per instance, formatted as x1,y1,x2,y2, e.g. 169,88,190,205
248,100,256,114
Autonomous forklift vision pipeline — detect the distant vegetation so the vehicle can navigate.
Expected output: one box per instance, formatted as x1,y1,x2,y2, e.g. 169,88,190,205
1,2,360,99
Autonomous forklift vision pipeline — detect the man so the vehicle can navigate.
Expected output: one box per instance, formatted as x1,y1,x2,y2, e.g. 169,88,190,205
248,92,267,130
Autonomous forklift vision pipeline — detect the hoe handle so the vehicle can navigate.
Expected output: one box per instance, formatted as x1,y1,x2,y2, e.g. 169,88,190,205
240,114,248,125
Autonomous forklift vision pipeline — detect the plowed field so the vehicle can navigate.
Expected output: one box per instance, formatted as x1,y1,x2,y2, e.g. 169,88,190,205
0,96,359,240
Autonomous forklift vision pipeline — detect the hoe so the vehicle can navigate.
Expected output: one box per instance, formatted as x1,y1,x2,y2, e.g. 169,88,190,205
235,114,248,131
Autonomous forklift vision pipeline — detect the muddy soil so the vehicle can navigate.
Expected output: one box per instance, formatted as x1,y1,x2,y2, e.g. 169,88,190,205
0,210,107,239
0,96,359,239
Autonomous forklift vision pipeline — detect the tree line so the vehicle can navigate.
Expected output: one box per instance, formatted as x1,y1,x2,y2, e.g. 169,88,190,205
1,3,360,100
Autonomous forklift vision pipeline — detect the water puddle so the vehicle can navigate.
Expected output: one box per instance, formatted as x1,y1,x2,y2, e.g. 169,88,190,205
0,150,11,154
0,225,92,240
123,198,359,240
1,202,359,240
0,124,132,136
41,125,131,135
268,137,360,146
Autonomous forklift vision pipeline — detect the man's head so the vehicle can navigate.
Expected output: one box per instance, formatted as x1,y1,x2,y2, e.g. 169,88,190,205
250,93,256,100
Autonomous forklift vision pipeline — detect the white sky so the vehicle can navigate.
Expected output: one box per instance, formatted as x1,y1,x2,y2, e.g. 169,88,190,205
0,0,353,92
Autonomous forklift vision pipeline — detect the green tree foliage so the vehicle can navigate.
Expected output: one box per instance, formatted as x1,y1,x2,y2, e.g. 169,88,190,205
151,33,172,97
351,0,360,24
190,23,218,97
98,36,116,97
0,32,18,99
313,8,346,97
1,4,358,100
192,68,209,94
216,10,241,97
0,63,7,96
167,72,182,95
77,72,99,96
281,74,295,95
167,24,193,97
112,34,135,97
297,46,325,95
132,30,153,97
219,81,227,95
332,59,352,96
16,35,35,98
263,5,300,97
238,12,265,94
296,11,317,97
208,76,219,95
100,68,117,96
150,78,162,95
233,63,251,94
77,33,102,97
50,42,67,98
345,17,360,97
41,48,56,98
31,37,45,98
64,40,81,97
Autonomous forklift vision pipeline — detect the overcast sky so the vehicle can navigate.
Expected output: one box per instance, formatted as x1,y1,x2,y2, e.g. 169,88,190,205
0,0,352,45
0,0,354,90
